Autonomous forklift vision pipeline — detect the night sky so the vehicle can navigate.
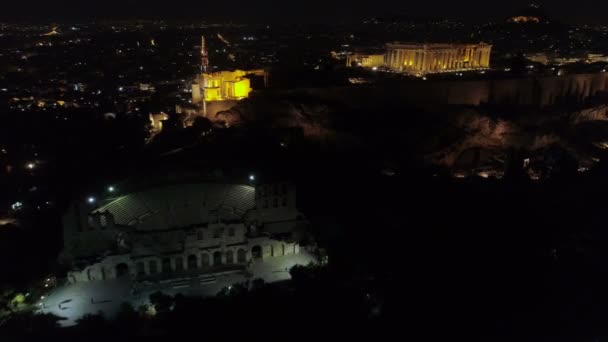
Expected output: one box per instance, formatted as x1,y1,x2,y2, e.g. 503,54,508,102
1,0,606,24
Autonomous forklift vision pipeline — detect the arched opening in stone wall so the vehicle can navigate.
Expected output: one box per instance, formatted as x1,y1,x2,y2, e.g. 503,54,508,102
87,268,93,281
252,245,263,260
115,263,129,278
175,256,184,272
226,250,234,264
201,253,210,267
213,251,222,266
187,254,198,269
237,249,247,263
137,262,145,276
149,260,158,274
162,258,171,273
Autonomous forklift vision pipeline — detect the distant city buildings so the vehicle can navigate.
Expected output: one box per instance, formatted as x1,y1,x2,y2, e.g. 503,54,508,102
525,52,608,66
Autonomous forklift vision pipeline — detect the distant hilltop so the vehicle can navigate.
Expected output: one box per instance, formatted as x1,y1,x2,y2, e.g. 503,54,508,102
508,3,551,24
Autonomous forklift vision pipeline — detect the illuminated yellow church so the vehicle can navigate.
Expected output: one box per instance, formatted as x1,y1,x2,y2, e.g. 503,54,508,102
192,70,264,104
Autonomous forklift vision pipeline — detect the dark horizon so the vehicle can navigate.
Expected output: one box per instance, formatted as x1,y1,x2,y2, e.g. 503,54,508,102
1,0,606,25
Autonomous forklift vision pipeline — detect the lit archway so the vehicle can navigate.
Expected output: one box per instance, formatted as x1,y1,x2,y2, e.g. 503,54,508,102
213,251,222,266
136,262,145,276
187,254,198,269
149,260,158,274
226,250,234,264
201,253,210,267
252,245,262,260
237,249,247,263
161,258,171,273
175,256,184,272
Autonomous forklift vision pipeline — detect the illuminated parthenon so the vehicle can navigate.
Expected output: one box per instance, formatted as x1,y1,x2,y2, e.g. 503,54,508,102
385,42,492,74
347,42,492,75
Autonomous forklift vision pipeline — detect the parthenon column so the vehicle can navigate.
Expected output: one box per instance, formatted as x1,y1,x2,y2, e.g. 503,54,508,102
448,51,452,69
484,49,491,67
421,51,428,72
447,51,451,69
436,52,441,70
485,50,490,67
448,51,453,70
437,52,442,70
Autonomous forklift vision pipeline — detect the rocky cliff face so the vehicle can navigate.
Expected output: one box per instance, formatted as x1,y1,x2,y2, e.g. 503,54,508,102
214,97,336,139
428,104,608,176
211,92,608,177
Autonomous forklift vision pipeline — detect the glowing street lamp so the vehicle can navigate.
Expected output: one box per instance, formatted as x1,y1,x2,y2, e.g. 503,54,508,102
108,186,115,193
249,174,255,181
26,163,35,170
87,197,96,204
